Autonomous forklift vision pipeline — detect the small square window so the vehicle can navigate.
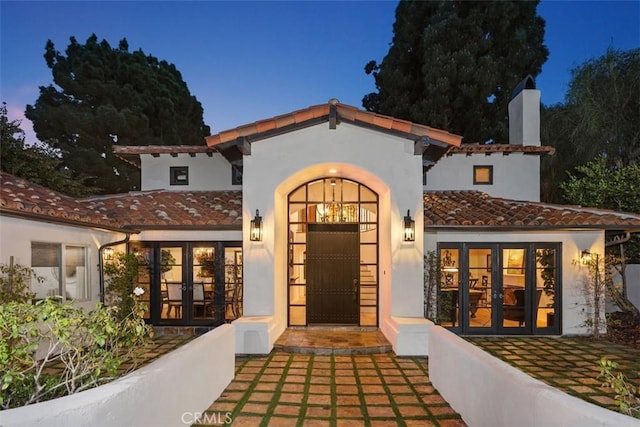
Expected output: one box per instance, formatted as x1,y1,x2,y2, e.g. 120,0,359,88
473,165,493,185
170,167,189,186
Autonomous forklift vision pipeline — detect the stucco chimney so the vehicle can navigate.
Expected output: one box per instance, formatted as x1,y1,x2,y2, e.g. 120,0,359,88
508,75,540,146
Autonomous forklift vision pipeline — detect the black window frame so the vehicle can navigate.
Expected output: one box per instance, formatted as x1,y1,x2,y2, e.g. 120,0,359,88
170,166,189,186
473,165,493,185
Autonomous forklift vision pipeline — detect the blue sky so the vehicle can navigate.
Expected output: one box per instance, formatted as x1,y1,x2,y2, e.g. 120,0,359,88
1,1,638,143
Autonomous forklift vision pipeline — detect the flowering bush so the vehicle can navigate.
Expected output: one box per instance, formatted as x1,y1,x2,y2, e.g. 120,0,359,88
0,290,151,409
103,252,145,321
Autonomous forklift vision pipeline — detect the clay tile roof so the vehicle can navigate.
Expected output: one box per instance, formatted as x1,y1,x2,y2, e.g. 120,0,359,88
447,143,555,156
81,190,243,229
205,102,462,148
424,191,640,230
0,171,122,231
0,172,242,231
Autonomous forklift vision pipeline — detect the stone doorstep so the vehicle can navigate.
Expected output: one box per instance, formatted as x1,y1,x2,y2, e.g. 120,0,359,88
273,328,393,355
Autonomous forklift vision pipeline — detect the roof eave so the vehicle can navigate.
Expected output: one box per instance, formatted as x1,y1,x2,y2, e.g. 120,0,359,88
0,209,137,233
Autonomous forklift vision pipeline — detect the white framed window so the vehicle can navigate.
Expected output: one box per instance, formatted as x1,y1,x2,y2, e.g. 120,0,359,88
31,242,89,300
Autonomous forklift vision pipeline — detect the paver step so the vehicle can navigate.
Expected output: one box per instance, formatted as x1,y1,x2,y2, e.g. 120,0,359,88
273,328,393,355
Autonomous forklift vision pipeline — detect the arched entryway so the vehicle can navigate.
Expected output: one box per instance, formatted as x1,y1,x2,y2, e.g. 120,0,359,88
287,177,379,326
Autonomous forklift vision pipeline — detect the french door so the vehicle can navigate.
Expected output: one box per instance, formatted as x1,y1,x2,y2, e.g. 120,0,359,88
437,243,560,335
130,242,242,326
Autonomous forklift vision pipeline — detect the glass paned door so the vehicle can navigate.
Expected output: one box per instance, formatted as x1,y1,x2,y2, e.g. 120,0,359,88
192,246,217,321
499,248,531,329
160,246,184,321
535,247,558,330
438,248,460,328
438,243,561,335
467,248,493,330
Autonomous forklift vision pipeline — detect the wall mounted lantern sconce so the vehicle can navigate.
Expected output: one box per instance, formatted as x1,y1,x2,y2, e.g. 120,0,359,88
403,209,415,242
581,249,595,265
250,209,263,241
103,247,114,261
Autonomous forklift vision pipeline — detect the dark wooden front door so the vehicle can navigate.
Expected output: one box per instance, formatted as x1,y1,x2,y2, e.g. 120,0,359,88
307,224,359,324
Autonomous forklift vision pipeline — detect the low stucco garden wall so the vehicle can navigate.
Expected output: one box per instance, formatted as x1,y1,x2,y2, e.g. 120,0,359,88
1,324,235,427
428,326,637,427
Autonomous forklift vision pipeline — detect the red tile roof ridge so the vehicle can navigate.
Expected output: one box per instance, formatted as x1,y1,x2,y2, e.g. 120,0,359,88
518,200,640,221
447,143,555,155
206,101,462,147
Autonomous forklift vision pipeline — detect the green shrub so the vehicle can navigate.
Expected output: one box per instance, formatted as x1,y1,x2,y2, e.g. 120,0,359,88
598,357,640,418
0,262,40,304
0,293,151,409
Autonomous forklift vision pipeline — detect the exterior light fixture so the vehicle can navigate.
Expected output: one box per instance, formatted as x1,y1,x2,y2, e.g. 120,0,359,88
103,247,114,261
250,209,263,241
581,249,593,265
403,209,415,242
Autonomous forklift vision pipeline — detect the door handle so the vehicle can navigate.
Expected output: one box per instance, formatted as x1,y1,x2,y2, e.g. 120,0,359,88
353,279,359,302
182,284,188,291
492,292,503,299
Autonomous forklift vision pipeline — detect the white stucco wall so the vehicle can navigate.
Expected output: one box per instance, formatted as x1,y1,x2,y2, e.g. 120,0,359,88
239,122,425,353
0,216,124,308
429,326,636,427
140,152,241,191
425,152,541,202
424,229,605,335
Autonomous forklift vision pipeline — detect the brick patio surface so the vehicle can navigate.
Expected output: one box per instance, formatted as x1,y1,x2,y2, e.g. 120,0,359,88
465,336,640,414
195,352,466,427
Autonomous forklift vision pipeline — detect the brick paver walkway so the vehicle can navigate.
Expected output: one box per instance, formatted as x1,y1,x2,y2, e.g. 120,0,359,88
466,336,640,414
196,352,465,427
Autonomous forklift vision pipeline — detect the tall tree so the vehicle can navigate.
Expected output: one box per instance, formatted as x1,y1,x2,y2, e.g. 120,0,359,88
540,48,640,203
0,102,96,197
26,35,211,194
363,0,548,144
564,48,640,168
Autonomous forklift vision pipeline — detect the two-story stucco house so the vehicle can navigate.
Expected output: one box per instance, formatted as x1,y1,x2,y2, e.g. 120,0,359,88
2,77,639,356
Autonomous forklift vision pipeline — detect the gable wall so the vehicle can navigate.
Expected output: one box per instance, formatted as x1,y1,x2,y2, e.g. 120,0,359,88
242,122,425,330
140,152,240,191
425,152,540,201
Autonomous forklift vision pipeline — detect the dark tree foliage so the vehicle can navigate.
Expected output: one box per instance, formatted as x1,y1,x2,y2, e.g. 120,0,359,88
540,48,639,203
26,35,211,194
540,104,581,203
564,48,640,168
363,0,548,144
0,102,97,197
561,156,640,265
